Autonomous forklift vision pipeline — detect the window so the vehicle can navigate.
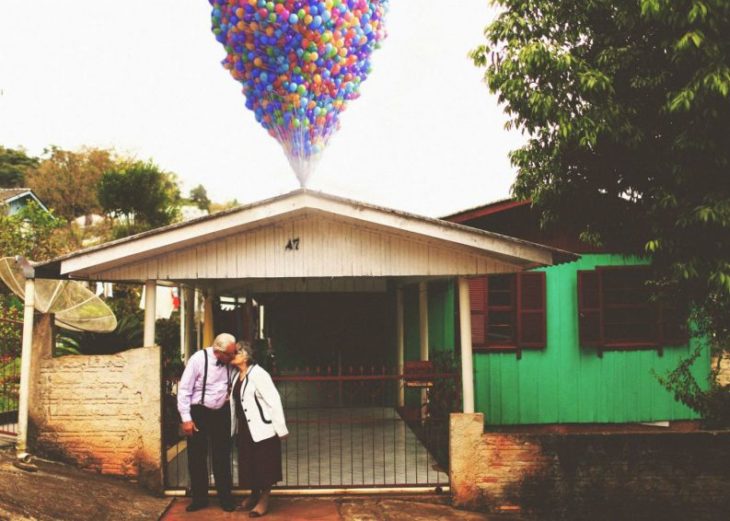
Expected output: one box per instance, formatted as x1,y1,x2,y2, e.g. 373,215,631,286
578,266,688,352
468,272,546,356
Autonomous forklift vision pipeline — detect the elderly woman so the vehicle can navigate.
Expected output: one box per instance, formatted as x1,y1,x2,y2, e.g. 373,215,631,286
230,341,288,517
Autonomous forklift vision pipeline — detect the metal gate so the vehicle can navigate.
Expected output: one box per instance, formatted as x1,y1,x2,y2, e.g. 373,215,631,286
163,362,459,491
0,315,21,437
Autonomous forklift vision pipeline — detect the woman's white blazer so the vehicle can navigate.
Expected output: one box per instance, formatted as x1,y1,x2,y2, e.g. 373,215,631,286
229,364,288,442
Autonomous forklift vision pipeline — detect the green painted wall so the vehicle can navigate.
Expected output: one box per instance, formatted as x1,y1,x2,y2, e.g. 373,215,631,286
472,254,709,425
400,256,710,424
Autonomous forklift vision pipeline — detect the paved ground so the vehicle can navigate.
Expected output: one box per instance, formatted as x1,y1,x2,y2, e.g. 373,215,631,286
0,442,507,521
0,445,170,521
166,407,448,489
161,496,500,521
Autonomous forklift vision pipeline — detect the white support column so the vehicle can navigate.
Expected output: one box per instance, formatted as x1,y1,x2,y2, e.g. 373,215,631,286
179,286,186,361
458,277,475,413
418,281,429,411
16,278,35,457
396,285,405,407
183,287,194,361
144,280,156,347
195,288,202,351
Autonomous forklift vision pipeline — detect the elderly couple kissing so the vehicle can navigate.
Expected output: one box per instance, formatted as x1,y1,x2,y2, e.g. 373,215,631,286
177,332,288,517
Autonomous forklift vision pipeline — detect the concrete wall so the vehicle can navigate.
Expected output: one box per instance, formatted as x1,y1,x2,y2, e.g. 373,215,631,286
450,413,730,520
28,315,162,492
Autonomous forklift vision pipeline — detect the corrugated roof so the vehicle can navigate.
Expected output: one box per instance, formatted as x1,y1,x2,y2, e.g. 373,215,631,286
0,188,32,202
441,198,531,223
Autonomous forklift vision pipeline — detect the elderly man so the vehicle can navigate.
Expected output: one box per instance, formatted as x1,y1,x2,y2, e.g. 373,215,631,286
178,332,237,513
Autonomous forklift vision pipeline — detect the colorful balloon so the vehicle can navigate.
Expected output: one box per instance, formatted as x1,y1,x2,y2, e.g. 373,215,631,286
209,0,389,186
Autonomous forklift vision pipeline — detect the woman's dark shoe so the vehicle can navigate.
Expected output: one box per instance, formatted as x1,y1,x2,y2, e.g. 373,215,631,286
249,511,265,518
241,493,260,511
185,500,208,512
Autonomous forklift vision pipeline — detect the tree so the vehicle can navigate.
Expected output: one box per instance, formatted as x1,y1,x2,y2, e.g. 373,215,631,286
0,146,39,188
25,146,116,221
472,0,729,420
0,201,64,261
98,160,181,236
189,184,211,212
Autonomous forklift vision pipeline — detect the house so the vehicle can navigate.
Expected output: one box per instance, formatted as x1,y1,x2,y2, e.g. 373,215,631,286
443,198,709,428
0,188,49,216
12,191,725,515
20,189,574,492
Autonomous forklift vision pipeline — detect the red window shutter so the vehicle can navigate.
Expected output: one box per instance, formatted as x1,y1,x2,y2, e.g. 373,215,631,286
578,270,602,346
517,272,546,348
468,277,488,347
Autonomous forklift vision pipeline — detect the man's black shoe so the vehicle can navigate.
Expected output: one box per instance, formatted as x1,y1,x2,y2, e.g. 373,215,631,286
186,501,208,512
221,499,237,512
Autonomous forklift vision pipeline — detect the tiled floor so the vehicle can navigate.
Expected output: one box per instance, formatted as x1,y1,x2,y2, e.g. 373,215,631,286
166,407,448,489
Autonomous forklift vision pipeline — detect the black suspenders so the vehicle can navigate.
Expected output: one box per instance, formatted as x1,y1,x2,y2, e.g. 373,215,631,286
199,349,231,407
200,350,209,406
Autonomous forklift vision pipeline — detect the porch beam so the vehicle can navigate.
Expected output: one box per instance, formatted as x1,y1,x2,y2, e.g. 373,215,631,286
182,286,194,361
458,277,475,413
203,290,215,347
144,280,156,346
418,282,429,411
396,286,404,407
16,277,35,457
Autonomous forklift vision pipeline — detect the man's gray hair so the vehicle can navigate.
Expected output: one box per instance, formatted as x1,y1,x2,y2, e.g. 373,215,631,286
212,333,236,352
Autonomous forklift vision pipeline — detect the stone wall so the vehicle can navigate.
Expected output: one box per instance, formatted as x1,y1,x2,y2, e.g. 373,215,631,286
28,315,162,492
714,353,730,386
450,413,730,520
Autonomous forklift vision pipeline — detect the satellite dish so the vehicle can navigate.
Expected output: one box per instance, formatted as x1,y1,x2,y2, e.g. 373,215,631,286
0,257,117,333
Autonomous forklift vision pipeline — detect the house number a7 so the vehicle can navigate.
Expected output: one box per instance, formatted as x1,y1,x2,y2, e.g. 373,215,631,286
285,238,300,251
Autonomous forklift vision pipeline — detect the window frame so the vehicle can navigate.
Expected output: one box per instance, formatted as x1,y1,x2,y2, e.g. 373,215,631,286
578,265,688,354
468,271,546,358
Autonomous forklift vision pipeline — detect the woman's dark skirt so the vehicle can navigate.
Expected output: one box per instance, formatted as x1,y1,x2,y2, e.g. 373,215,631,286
236,414,283,490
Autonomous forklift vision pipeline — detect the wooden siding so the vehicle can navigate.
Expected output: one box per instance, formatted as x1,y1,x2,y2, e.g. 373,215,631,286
399,254,709,425
89,215,521,281
471,254,709,425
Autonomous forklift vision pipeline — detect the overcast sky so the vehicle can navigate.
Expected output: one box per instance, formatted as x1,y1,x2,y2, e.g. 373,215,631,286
0,1,522,218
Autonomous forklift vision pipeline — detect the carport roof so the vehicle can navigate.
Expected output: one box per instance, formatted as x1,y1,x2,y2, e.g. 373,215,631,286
32,189,577,279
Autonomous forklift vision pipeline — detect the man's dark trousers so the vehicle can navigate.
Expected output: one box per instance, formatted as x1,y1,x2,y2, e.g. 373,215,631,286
187,404,233,504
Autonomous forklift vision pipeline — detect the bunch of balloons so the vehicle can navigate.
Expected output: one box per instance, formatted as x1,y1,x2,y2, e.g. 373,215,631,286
209,0,389,186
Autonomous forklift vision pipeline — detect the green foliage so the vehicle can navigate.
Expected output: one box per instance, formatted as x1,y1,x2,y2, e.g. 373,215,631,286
0,201,64,260
98,160,182,236
26,146,116,221
64,285,143,355
0,146,39,188
427,350,462,420
655,346,730,428
54,334,81,357
0,302,22,361
157,311,183,381
473,0,730,420
188,184,211,212
0,301,22,411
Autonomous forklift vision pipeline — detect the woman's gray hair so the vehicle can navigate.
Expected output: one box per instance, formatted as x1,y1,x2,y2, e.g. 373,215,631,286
212,333,236,352
236,340,256,363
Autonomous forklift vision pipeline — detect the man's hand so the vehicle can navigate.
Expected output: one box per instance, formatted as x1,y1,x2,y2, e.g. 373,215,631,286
181,421,198,436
